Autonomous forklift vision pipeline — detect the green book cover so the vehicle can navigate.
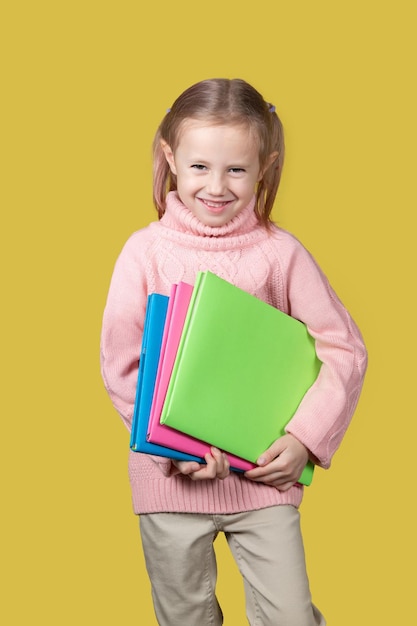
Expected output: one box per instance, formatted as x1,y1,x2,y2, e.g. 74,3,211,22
160,271,321,486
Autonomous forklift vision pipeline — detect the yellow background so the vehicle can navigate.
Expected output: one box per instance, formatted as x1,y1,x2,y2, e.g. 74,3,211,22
1,1,415,624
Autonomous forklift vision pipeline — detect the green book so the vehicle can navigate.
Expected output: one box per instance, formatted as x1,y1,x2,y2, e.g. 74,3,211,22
160,271,321,486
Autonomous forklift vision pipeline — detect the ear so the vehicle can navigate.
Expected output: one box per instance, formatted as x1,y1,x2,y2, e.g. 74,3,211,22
258,151,279,181
160,140,177,175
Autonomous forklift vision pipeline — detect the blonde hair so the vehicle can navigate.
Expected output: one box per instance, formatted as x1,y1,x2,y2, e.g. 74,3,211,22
153,78,285,227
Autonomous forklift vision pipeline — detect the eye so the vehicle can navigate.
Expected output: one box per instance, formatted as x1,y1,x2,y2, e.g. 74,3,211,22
229,167,246,174
191,164,207,170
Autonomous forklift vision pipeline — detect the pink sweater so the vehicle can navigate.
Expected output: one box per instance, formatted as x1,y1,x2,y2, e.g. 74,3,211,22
100,192,367,514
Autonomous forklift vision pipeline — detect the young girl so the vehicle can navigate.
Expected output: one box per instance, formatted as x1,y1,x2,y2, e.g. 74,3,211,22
100,78,367,626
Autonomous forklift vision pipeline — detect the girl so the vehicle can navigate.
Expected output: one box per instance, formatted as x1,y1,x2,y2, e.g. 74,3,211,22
100,78,367,626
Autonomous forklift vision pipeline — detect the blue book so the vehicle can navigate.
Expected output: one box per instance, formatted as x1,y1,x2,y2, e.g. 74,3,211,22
129,293,203,463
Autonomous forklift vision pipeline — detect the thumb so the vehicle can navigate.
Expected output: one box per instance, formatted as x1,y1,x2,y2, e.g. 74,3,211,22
257,436,287,466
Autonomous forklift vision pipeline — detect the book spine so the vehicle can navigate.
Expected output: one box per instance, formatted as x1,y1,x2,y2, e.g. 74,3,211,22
160,272,206,424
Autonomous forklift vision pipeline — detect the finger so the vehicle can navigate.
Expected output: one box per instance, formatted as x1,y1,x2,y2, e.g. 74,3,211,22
210,447,230,479
245,458,293,482
244,457,283,479
184,453,217,480
245,468,281,483
256,437,288,466
217,457,230,479
246,464,301,488
173,460,204,475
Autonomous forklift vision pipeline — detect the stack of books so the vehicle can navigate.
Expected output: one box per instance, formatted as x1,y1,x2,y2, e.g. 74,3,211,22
129,271,321,486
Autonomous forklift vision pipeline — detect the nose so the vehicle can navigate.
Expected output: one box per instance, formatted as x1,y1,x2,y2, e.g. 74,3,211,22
206,172,226,196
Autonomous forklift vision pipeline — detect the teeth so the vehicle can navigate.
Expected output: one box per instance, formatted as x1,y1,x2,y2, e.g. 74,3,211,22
203,200,228,207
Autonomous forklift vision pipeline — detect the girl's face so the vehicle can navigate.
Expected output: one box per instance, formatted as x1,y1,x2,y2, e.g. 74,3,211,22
162,120,263,227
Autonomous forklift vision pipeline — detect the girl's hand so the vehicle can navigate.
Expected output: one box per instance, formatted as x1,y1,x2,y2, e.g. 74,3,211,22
172,447,230,481
244,434,310,491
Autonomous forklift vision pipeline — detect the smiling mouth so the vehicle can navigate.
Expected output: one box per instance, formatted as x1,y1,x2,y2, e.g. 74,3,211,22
198,198,233,212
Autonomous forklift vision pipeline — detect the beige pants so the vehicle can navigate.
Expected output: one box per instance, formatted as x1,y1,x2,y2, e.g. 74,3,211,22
139,505,325,626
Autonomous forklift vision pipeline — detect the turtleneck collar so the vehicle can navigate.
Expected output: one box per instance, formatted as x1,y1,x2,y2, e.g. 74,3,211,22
160,191,261,239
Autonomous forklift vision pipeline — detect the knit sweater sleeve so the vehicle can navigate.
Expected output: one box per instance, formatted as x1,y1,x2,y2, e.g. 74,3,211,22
277,233,368,468
100,232,175,476
100,233,148,430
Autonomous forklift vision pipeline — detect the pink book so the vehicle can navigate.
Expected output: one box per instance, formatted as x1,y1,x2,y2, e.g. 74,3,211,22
147,281,255,472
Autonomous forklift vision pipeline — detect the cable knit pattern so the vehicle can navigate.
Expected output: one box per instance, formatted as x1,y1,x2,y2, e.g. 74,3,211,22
101,192,367,514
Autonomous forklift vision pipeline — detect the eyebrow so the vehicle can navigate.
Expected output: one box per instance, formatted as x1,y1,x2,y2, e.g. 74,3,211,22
187,157,252,168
